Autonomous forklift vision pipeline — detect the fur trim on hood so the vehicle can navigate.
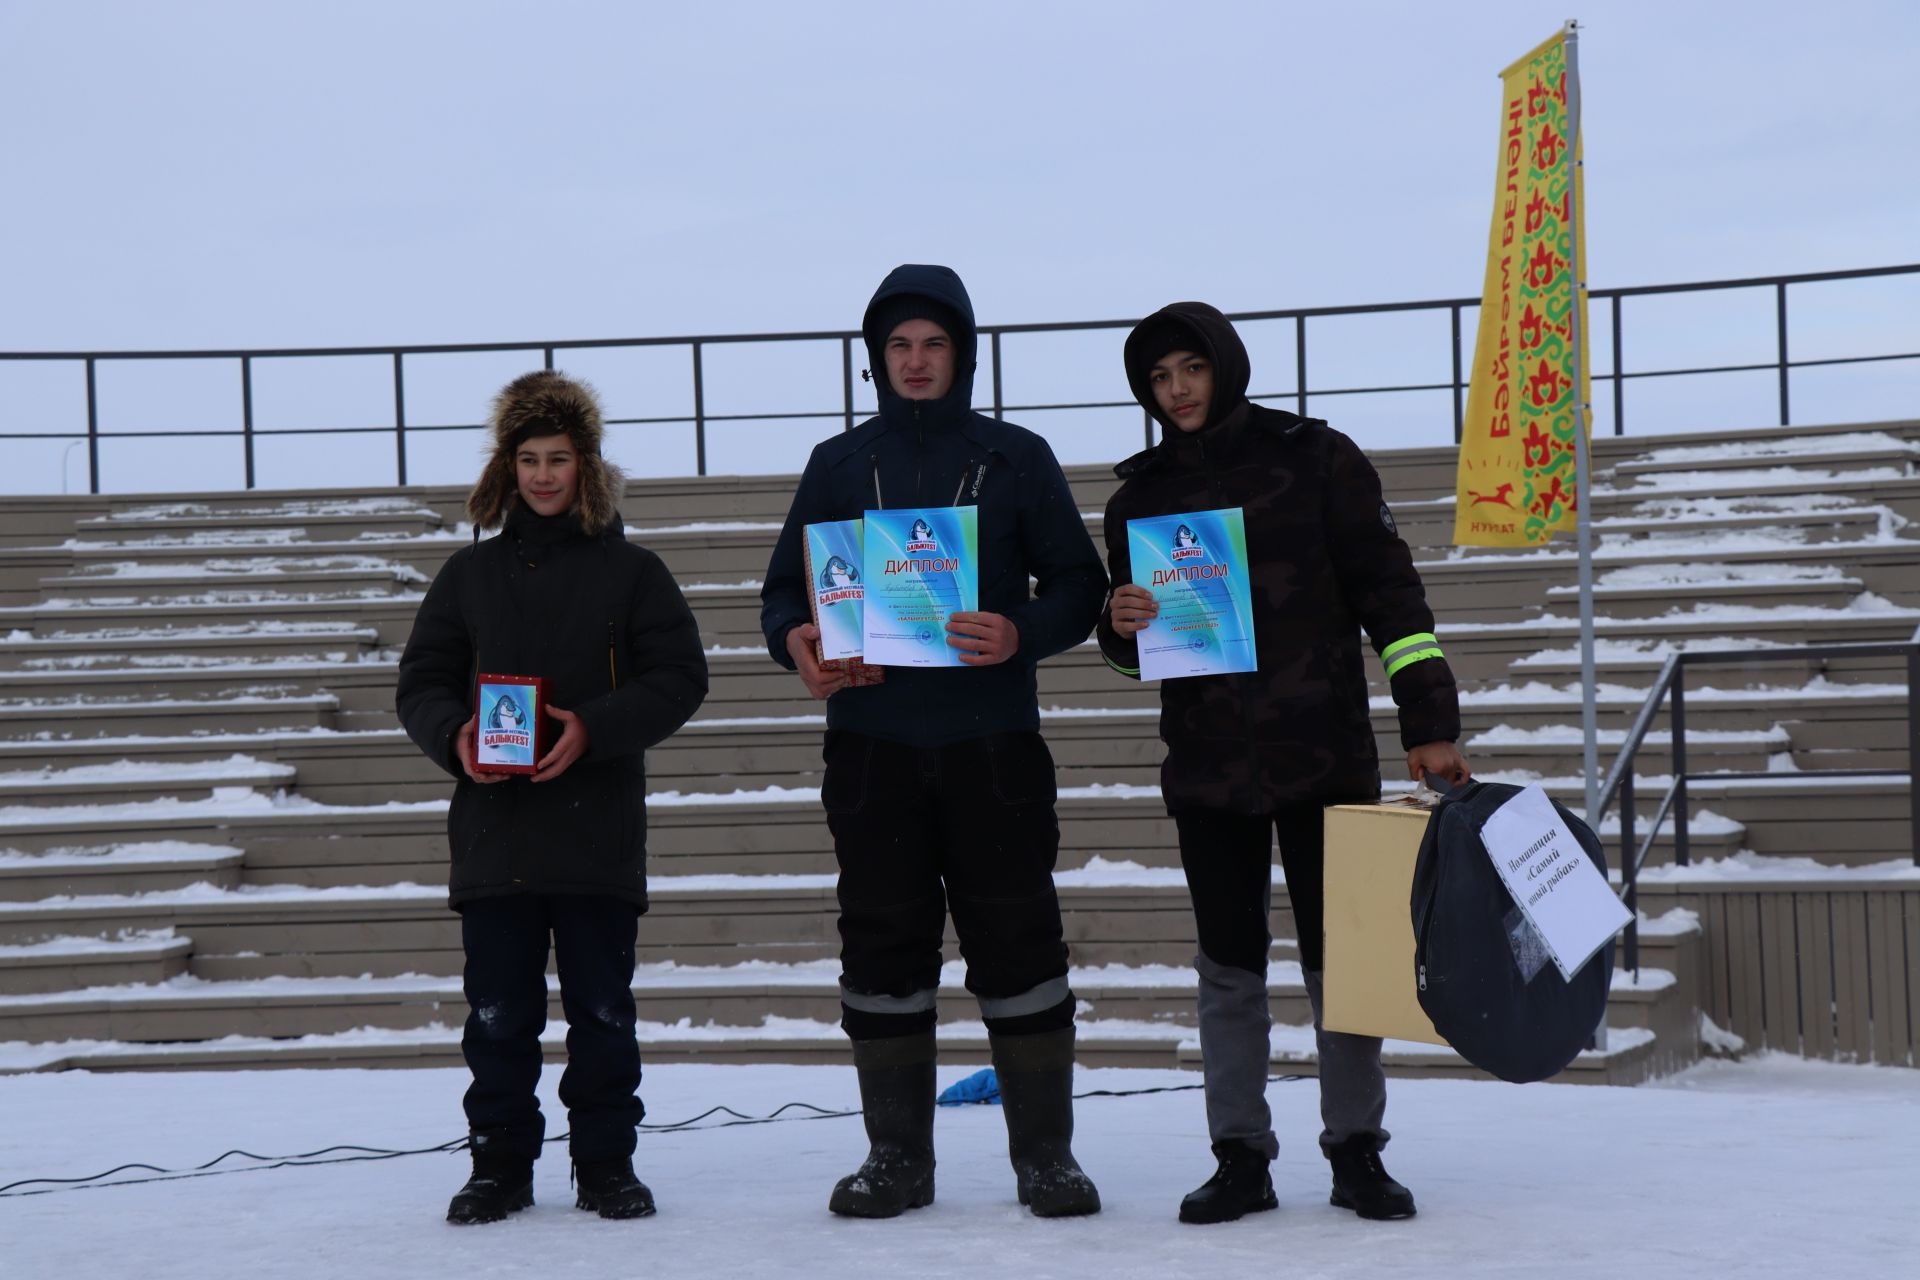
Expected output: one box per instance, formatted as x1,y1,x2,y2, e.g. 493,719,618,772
466,371,627,535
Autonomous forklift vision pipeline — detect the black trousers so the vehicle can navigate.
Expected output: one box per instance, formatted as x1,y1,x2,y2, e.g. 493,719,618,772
1174,804,1328,973
458,893,642,1163
822,729,1074,1040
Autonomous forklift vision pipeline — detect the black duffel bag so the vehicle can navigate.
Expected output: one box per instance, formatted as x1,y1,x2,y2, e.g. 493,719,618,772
1410,779,1615,1083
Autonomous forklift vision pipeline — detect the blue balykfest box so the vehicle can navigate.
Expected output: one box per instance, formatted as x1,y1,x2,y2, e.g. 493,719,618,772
474,673,548,775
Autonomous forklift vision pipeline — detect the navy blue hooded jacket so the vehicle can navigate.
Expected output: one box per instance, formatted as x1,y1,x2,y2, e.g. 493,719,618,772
759,265,1108,746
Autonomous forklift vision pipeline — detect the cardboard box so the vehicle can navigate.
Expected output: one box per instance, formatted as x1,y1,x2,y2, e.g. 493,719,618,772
1321,800,1448,1046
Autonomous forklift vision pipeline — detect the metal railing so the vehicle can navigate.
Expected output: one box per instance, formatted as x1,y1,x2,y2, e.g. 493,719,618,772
3,263,1916,495
1595,634,1920,972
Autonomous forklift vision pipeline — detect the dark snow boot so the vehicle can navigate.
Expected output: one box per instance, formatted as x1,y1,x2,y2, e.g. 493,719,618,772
989,1027,1101,1218
1178,1139,1278,1224
446,1152,534,1225
828,1032,937,1218
1326,1133,1417,1220
573,1155,656,1219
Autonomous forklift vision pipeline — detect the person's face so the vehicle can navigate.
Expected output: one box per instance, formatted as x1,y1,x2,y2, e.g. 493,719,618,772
884,319,956,400
514,434,579,517
1150,350,1214,434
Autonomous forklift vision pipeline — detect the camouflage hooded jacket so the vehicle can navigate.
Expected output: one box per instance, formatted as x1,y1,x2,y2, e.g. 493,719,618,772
1096,302,1460,814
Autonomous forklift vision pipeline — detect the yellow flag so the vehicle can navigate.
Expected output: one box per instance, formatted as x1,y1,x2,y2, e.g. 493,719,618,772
1454,29,1590,547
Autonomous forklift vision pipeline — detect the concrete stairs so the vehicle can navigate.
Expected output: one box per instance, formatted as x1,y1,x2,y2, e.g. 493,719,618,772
1,419,1916,1079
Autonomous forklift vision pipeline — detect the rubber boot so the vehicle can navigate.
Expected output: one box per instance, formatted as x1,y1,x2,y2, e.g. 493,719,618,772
1326,1133,1417,1220
828,1031,937,1218
988,1027,1101,1217
1178,1139,1278,1224
446,1151,534,1225
573,1155,656,1219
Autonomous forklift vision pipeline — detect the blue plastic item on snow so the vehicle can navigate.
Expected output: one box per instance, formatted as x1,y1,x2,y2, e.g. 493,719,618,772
936,1067,1001,1106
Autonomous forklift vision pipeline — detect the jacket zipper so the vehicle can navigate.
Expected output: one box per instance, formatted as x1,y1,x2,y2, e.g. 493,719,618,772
607,620,619,690
1199,433,1262,810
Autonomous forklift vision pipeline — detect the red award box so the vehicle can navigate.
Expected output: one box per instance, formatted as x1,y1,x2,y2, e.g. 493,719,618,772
474,674,548,775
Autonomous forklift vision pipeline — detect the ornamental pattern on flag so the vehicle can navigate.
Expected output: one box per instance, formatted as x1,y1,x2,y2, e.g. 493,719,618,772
1454,30,1591,548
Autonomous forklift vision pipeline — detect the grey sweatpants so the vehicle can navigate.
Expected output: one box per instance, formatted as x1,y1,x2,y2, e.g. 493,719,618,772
1178,806,1389,1158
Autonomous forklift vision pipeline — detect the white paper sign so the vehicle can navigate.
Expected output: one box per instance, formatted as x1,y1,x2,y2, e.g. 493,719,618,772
1477,784,1633,983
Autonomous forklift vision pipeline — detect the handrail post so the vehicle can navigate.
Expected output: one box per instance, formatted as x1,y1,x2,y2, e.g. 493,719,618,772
240,356,256,490
1908,642,1919,867
1610,294,1624,436
841,337,855,434
990,331,1004,421
1295,317,1308,417
84,357,101,495
543,346,554,372
1776,281,1790,426
1619,769,1635,885
1671,670,1690,867
1450,303,1464,444
392,352,408,487
691,342,706,477
1143,407,1154,452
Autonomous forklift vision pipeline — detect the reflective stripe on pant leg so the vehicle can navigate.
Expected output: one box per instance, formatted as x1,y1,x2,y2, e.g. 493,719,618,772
1195,949,1278,1159
839,982,941,1016
975,973,1073,1022
1303,968,1388,1150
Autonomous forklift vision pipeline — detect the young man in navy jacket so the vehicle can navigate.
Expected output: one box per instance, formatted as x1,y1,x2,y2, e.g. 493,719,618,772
761,264,1108,1219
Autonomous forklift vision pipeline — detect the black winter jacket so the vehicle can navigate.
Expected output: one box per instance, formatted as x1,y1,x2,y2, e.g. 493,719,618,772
760,265,1108,747
1097,302,1459,814
396,508,708,909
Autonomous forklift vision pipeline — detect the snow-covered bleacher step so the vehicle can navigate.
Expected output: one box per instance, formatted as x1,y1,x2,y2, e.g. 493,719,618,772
71,498,446,542
1609,430,1920,479
0,841,245,901
0,689,343,739
0,928,192,995
0,594,424,645
1463,724,1792,775
0,623,381,671
0,756,296,808
1510,634,1917,686
0,660,397,726
40,556,427,602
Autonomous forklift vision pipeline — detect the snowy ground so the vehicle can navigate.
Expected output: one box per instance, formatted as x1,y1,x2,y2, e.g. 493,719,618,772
4,1057,1918,1279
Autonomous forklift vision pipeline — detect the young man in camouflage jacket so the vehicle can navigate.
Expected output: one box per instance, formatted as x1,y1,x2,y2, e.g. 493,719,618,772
1098,302,1470,1224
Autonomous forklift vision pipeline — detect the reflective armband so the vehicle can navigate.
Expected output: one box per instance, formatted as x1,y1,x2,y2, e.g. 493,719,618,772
1381,631,1445,678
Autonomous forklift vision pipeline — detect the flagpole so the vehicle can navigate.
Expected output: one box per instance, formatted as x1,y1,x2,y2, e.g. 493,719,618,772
1564,19,1598,827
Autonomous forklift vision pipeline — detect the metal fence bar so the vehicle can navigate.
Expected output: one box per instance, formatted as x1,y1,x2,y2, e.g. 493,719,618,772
84,357,100,494
1776,282,1791,426
841,337,854,434
1450,303,1464,444
1672,677,1690,867
391,352,408,487
1295,317,1307,417
240,356,255,490
1610,294,1624,437
991,331,1004,421
691,342,706,476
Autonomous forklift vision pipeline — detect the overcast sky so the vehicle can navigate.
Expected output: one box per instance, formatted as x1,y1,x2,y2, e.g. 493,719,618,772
3,0,1915,494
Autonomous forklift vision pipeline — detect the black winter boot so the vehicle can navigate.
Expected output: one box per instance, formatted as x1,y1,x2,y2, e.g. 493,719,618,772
989,1027,1101,1218
1178,1139,1278,1224
573,1155,656,1219
1326,1133,1417,1220
446,1151,534,1225
828,1032,937,1218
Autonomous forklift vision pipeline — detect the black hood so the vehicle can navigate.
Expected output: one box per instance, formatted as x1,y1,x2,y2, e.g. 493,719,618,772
1123,301,1253,434
862,264,979,429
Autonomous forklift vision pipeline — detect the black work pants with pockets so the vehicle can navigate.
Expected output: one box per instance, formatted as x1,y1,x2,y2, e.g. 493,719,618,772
823,729,1074,1040
459,893,642,1163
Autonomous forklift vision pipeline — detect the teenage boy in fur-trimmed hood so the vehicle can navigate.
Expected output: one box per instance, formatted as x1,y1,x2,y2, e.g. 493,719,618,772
397,371,708,1225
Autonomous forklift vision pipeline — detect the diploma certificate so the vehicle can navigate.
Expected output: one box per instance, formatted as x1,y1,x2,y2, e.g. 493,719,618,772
1127,507,1257,681
861,506,979,667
